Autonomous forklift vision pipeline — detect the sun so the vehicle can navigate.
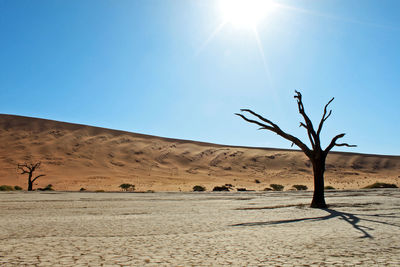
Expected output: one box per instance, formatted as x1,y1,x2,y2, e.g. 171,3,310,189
219,0,275,29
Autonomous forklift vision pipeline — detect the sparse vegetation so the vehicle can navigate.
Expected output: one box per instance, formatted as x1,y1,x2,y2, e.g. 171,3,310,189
0,185,14,191
95,189,105,192
0,185,23,191
46,184,54,191
79,187,86,192
270,184,284,191
37,184,54,191
292,185,308,191
255,179,261,184
324,185,335,190
363,182,398,189
193,185,206,192
119,183,135,191
213,185,230,191
237,188,247,191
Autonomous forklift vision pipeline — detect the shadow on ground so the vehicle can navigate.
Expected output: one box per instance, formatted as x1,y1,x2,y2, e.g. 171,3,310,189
231,208,400,239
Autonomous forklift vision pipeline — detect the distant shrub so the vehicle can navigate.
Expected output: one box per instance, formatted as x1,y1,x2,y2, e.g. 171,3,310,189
254,179,261,184
146,190,155,193
263,187,273,191
213,185,230,191
119,183,135,191
38,184,54,191
193,185,206,192
224,184,234,188
237,188,247,191
292,185,308,191
270,184,284,191
45,184,54,191
95,189,105,192
363,182,398,189
14,185,23,191
324,185,335,190
0,185,14,191
79,187,86,192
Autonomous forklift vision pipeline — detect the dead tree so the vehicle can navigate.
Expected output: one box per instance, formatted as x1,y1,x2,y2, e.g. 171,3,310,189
236,91,356,208
17,162,46,191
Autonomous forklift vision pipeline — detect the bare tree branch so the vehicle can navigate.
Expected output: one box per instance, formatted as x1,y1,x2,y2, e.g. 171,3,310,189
17,162,41,172
317,97,334,136
325,133,345,152
235,113,273,131
17,164,29,174
325,133,357,153
32,174,46,183
299,122,307,129
299,122,315,149
236,110,312,157
240,109,281,129
335,143,357,147
294,90,319,147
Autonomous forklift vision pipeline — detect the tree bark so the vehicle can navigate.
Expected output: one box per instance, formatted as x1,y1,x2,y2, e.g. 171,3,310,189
28,173,33,191
310,156,327,208
28,181,33,191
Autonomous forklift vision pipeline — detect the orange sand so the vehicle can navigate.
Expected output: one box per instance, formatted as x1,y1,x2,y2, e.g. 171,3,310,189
0,114,399,191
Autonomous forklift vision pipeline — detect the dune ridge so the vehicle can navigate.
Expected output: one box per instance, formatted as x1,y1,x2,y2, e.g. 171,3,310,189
0,114,399,191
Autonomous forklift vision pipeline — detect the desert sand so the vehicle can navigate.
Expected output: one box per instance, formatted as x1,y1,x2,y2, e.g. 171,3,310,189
1,115,400,266
1,189,399,266
0,114,399,192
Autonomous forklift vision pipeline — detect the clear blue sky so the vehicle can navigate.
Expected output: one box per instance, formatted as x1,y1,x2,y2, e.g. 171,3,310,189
1,0,399,155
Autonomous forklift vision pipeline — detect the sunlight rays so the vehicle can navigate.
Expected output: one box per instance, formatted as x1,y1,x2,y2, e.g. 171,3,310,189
195,22,226,57
195,0,390,103
196,0,390,67
196,0,277,81
252,28,271,80
274,2,395,30
216,0,276,79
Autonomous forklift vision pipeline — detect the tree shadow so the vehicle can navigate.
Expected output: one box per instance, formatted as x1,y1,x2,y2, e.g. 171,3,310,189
231,208,400,239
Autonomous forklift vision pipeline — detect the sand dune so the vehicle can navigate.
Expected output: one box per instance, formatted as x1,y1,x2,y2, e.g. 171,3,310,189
0,114,399,191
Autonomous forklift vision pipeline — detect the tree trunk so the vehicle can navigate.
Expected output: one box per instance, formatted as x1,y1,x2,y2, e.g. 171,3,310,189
310,157,327,208
28,173,33,191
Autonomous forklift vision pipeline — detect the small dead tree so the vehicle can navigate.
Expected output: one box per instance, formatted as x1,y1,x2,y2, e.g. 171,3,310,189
236,91,356,208
17,162,46,191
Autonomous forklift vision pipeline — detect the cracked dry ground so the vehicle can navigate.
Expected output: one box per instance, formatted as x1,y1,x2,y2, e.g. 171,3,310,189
1,190,400,266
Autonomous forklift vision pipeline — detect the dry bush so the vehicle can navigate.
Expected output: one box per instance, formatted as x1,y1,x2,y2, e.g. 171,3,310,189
193,185,206,192
270,184,284,191
363,182,398,189
292,184,308,191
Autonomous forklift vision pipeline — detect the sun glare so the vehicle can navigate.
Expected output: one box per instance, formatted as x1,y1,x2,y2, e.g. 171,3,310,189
219,0,275,29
